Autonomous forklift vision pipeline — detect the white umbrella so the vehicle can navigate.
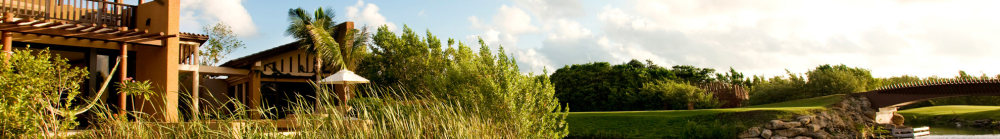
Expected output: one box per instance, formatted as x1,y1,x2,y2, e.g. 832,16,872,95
317,69,369,113
319,69,370,84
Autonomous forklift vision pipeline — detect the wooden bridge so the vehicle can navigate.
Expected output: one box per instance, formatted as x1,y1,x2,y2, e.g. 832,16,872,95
854,79,1000,124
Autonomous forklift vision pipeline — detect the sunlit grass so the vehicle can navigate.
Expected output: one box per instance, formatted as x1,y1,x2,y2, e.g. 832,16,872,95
50,83,543,138
566,94,845,138
899,105,1000,124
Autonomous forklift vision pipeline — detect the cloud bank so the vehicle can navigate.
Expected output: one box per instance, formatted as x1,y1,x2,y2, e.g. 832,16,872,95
468,0,1000,77
180,0,257,35
347,0,397,31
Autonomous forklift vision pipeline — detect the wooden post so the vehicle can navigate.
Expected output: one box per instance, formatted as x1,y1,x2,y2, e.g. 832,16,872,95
119,42,128,116
2,31,10,60
249,61,261,119
2,13,13,60
191,44,199,120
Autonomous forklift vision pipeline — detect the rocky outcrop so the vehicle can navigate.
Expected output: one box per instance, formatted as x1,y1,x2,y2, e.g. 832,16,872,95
741,95,880,139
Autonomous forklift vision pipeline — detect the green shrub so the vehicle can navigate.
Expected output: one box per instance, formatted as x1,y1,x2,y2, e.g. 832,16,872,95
749,64,876,105
805,64,876,96
0,47,89,137
640,80,721,110
358,25,569,138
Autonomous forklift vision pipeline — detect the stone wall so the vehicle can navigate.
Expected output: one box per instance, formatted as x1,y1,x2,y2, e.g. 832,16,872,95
740,95,880,139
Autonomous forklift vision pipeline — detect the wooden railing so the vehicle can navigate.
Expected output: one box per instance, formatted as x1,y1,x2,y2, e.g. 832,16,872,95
179,42,198,65
1,0,136,29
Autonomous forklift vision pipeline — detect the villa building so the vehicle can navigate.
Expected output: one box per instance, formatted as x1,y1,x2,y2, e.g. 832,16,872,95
2,0,352,123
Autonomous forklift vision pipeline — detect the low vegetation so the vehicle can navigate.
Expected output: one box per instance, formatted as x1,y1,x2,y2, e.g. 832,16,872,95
898,105,1000,126
566,94,843,138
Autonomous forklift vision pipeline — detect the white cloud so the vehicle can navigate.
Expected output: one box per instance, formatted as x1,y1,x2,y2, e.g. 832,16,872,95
513,0,583,20
494,5,538,35
546,19,591,40
347,0,397,31
584,0,1000,77
180,0,257,36
478,0,1000,78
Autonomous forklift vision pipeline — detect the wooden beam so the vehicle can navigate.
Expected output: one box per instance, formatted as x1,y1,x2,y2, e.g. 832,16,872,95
50,23,76,29
94,28,116,34
66,24,89,31
178,64,250,75
259,78,311,83
0,18,172,46
79,24,101,32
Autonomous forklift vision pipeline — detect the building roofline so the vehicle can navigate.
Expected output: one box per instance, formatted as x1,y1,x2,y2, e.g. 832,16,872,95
220,41,303,68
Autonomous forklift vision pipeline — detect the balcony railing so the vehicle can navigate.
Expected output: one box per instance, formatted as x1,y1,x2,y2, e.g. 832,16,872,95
1,0,136,29
179,42,198,65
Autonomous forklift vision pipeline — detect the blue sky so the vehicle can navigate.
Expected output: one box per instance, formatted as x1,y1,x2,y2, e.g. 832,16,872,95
178,0,1000,78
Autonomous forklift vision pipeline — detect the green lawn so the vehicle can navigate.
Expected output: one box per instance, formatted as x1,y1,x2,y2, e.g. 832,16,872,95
898,105,1000,125
566,95,845,138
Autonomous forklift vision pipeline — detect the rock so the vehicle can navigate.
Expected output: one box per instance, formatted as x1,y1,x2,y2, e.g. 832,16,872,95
774,128,808,137
770,136,788,139
783,122,803,129
766,120,784,129
743,138,763,139
769,120,802,129
797,116,813,124
806,124,822,132
761,129,773,138
792,136,812,139
801,130,832,139
741,127,763,138
891,113,905,126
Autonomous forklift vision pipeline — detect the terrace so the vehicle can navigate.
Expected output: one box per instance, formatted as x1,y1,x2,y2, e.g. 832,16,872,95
0,0,171,46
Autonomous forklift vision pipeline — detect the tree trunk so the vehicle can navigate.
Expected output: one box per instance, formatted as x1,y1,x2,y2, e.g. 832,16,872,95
315,56,323,112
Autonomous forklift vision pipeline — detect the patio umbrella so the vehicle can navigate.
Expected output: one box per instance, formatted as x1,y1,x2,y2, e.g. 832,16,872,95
318,69,369,112
319,69,370,84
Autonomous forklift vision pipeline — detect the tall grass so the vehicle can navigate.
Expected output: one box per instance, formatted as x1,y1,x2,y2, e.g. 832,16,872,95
56,82,552,138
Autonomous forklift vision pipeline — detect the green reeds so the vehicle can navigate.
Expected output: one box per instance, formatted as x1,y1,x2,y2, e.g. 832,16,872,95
64,82,556,138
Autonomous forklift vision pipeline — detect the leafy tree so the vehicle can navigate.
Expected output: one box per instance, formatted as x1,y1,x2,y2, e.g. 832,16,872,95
639,80,721,110
549,59,688,111
199,22,245,66
1,47,88,137
358,25,568,138
805,64,876,96
748,64,876,105
358,26,446,95
671,65,716,84
748,70,808,105
715,67,750,88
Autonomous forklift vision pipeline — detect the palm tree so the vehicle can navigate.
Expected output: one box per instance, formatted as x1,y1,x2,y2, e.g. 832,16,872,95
286,7,342,81
286,8,371,80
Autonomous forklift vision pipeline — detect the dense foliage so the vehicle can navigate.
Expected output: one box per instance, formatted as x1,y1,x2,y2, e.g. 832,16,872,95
639,80,721,110
0,48,89,137
357,25,569,138
549,60,728,111
748,64,877,105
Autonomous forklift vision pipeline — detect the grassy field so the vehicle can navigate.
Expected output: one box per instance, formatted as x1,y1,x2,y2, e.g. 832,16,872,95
898,105,1000,125
566,94,845,138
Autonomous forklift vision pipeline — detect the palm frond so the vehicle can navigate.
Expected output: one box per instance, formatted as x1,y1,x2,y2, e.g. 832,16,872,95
306,24,343,68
